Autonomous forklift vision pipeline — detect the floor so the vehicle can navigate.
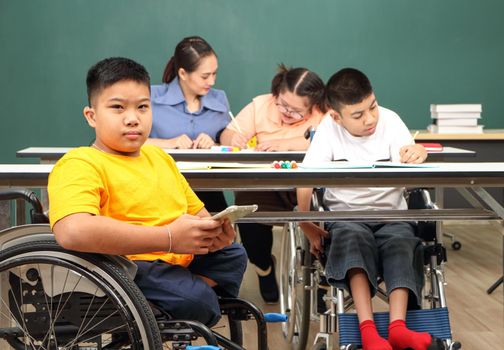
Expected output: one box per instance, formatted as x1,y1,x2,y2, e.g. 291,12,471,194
232,221,503,349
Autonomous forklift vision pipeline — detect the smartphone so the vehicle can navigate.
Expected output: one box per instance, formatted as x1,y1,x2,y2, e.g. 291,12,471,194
210,204,258,223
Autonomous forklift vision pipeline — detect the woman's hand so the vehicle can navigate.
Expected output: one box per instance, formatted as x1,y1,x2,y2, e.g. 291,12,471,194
193,133,215,149
174,134,194,149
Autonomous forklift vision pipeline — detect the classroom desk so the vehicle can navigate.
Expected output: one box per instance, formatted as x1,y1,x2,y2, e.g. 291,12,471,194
16,146,475,163
412,129,504,206
1,161,504,187
1,162,504,206
413,129,504,141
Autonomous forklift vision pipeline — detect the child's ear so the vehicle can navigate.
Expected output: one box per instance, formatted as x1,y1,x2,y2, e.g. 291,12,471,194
330,110,343,125
83,106,96,128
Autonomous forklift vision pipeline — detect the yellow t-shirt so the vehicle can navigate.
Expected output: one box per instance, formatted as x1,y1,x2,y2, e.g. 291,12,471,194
48,145,204,267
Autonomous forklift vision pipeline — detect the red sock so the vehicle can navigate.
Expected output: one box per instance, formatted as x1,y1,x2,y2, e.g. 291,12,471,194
359,320,392,350
388,319,432,350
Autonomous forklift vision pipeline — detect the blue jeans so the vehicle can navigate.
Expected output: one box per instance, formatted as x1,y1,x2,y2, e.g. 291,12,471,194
134,242,247,326
324,221,424,306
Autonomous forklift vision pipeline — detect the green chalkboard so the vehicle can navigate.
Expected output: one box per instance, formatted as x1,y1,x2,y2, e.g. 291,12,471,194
1,0,503,163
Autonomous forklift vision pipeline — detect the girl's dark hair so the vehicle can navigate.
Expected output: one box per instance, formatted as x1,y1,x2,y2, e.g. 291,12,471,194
271,64,326,113
162,36,216,84
86,57,150,106
325,68,373,112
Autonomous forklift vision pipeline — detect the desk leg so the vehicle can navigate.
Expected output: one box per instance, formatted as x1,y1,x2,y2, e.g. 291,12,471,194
435,187,445,243
470,187,504,298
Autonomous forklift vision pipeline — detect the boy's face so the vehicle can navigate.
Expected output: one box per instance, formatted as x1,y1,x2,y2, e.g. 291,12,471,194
331,93,379,137
83,80,151,156
179,54,218,97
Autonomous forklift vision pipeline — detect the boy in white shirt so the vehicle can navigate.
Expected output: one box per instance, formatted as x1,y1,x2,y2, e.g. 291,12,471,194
297,68,432,350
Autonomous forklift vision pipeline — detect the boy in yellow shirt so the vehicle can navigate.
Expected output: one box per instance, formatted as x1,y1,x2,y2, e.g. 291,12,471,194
48,57,247,326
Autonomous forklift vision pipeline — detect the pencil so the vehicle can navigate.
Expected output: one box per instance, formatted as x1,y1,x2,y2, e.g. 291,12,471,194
412,131,419,142
228,111,243,134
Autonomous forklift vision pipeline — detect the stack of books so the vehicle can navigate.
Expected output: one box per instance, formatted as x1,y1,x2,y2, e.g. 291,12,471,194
427,104,483,134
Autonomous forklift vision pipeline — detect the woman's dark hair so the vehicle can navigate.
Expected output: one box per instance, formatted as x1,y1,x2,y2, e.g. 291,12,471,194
271,64,326,113
325,68,373,112
162,36,216,84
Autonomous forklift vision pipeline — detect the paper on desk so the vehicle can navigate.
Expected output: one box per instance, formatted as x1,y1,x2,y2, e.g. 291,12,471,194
176,161,272,170
300,161,437,169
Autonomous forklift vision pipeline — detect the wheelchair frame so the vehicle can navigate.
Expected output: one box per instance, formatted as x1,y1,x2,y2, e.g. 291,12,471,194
279,189,462,350
0,189,269,350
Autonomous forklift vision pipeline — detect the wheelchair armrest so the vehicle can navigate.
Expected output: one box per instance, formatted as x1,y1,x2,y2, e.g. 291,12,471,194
310,188,325,211
407,189,438,241
0,188,48,224
407,188,435,210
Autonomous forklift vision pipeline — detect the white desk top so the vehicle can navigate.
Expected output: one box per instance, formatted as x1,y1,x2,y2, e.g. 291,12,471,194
1,162,504,189
16,146,475,163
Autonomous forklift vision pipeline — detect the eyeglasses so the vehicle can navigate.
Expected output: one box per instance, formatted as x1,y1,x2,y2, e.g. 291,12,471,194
275,103,306,120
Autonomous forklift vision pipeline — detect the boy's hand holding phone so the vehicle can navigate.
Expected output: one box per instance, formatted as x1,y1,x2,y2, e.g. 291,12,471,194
207,205,258,252
208,218,235,252
210,205,258,223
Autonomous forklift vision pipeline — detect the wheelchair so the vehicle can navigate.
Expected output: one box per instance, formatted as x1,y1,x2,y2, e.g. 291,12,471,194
0,188,269,350
279,189,462,350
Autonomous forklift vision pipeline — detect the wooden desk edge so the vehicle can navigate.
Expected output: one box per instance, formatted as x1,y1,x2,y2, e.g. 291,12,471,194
412,129,504,140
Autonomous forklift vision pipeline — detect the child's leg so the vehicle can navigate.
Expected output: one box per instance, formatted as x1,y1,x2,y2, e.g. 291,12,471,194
349,268,392,350
189,242,248,298
389,287,408,322
134,260,221,326
375,223,432,350
325,222,390,349
348,268,373,322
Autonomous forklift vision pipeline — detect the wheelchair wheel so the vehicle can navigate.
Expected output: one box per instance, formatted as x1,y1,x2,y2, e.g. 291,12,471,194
0,240,163,349
279,222,312,350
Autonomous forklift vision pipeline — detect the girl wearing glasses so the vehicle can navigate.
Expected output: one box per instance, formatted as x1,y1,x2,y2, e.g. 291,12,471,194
220,65,326,303
220,64,325,151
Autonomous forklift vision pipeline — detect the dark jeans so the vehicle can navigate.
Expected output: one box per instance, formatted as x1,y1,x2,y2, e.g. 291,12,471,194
134,242,247,326
324,221,424,306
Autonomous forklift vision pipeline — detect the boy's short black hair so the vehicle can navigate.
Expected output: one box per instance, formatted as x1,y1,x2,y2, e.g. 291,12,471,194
326,68,373,112
86,57,150,106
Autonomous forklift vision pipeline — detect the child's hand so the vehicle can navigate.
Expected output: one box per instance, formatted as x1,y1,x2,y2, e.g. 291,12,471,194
208,218,236,252
193,133,215,149
229,131,249,149
255,139,284,152
399,144,427,164
174,134,194,149
299,222,329,259
169,214,223,254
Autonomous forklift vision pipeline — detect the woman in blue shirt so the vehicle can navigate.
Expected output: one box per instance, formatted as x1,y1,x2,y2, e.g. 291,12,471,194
147,36,230,211
148,36,230,149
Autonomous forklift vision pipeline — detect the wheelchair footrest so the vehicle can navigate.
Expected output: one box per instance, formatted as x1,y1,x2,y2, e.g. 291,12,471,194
338,307,453,346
